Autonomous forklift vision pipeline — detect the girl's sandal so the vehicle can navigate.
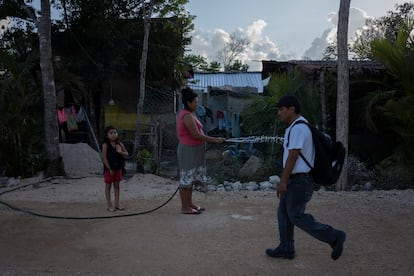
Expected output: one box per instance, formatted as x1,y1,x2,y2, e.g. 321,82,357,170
115,206,125,211
107,207,115,212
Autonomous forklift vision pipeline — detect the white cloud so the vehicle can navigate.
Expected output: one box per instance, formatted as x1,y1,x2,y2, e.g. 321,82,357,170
187,19,280,71
188,29,228,60
303,29,333,60
302,7,373,60
188,7,375,68
241,19,280,69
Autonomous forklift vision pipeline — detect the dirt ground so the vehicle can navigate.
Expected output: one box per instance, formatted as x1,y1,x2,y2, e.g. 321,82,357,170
1,174,414,276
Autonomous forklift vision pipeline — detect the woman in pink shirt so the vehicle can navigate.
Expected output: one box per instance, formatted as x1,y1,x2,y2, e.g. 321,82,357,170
177,87,225,214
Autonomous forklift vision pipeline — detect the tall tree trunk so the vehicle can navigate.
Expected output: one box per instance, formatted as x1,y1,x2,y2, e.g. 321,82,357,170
134,0,153,155
319,70,327,130
336,0,351,190
39,0,64,177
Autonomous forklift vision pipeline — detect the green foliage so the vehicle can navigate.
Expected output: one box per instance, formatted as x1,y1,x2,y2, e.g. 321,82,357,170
240,94,277,136
56,0,193,92
241,70,321,136
351,2,414,60
374,166,414,190
135,148,152,165
323,3,414,60
364,90,396,132
224,59,249,72
373,95,414,180
1,0,194,177
135,148,152,173
365,19,414,182
208,158,241,184
183,54,221,72
207,61,221,72
0,0,34,21
0,40,45,176
183,54,208,71
371,19,414,96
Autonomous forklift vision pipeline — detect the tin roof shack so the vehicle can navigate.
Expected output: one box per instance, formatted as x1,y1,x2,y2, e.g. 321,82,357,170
188,72,265,94
206,86,259,137
188,72,266,137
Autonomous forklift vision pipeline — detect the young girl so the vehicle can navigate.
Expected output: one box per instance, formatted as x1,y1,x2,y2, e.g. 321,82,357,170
102,126,129,212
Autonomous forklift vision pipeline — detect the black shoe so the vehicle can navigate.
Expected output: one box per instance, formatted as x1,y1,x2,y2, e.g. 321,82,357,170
265,247,295,260
331,230,346,260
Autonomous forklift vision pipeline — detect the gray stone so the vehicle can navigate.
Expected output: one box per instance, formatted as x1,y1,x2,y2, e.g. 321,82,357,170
269,175,280,184
216,184,226,192
224,184,233,191
363,182,373,191
245,181,258,191
238,155,262,178
259,181,273,190
207,184,217,191
231,181,243,191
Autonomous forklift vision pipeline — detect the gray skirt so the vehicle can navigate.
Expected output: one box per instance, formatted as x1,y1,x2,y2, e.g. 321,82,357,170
177,143,210,187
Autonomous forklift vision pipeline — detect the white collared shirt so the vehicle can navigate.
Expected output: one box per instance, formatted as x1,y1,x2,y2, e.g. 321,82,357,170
282,116,315,173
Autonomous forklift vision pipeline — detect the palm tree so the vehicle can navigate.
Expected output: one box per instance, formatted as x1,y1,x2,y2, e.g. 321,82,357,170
38,0,64,176
367,19,414,182
371,19,414,96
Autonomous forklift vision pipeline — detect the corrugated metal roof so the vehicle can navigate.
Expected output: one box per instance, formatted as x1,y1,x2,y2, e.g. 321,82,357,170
188,72,265,93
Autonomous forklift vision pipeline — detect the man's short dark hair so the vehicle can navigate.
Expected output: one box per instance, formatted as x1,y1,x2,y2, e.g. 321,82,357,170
274,95,301,114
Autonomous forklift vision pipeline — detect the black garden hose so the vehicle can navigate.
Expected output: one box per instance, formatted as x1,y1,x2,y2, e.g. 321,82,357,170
0,177,179,220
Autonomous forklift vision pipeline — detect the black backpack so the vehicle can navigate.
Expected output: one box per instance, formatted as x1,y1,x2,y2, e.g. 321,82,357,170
287,120,346,186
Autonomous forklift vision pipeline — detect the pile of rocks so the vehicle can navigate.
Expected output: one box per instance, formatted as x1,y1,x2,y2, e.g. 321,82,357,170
201,174,375,193
201,175,281,192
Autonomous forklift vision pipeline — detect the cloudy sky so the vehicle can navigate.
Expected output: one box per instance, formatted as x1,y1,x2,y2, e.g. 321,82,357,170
2,1,409,71
185,0,410,70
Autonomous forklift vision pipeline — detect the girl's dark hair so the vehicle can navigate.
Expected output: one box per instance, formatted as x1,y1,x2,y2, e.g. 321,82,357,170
181,87,198,110
103,125,119,144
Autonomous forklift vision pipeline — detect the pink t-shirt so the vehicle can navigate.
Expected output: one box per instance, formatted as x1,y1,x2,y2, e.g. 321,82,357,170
177,109,204,146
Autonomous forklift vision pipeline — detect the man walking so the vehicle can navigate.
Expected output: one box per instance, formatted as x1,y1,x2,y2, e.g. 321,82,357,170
266,95,346,260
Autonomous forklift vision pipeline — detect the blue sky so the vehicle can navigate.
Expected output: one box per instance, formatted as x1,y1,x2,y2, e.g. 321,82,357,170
185,0,410,70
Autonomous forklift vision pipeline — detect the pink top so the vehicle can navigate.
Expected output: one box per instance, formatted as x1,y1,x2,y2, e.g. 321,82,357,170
177,109,204,146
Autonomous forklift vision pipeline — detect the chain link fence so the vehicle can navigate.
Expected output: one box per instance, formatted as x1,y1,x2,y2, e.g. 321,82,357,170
136,87,283,183
120,87,180,177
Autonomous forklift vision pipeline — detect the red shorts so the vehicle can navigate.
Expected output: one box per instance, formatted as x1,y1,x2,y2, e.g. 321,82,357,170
104,170,122,183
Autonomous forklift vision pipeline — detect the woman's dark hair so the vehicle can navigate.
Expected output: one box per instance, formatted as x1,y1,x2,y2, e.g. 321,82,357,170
103,125,119,144
181,87,198,110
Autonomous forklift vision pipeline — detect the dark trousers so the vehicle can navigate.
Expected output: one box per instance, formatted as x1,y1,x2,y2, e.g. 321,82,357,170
277,174,338,251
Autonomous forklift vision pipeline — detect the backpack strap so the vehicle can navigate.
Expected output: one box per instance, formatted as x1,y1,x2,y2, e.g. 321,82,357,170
286,120,313,170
